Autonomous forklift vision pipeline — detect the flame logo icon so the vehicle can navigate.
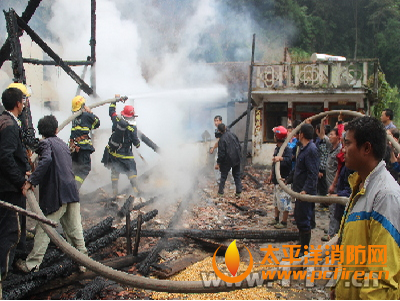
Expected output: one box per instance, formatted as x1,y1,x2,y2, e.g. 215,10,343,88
212,240,253,283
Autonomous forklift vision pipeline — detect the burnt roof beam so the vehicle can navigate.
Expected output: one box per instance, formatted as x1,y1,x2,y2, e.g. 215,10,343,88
15,14,94,95
0,0,42,68
4,9,26,83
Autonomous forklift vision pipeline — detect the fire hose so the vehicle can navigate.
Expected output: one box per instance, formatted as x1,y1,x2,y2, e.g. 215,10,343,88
57,97,119,133
26,190,262,293
275,110,400,205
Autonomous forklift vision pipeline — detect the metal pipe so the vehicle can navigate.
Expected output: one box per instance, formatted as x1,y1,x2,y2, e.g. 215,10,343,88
241,33,256,174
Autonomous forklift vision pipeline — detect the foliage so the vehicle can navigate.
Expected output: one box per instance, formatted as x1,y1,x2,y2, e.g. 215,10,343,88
370,72,400,124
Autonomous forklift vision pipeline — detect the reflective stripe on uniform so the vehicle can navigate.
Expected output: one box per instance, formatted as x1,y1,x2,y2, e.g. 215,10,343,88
75,175,84,184
111,178,119,181
106,145,134,159
72,126,90,131
92,118,99,128
127,126,134,132
76,139,93,145
128,174,137,179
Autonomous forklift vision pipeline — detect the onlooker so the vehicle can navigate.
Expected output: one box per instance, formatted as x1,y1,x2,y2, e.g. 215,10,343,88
320,121,342,241
332,116,400,300
0,87,29,277
315,122,330,197
267,126,293,229
293,123,319,257
381,108,396,130
209,115,232,184
17,115,87,273
215,123,242,197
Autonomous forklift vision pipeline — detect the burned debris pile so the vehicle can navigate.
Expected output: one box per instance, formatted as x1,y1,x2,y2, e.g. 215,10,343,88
1,166,310,300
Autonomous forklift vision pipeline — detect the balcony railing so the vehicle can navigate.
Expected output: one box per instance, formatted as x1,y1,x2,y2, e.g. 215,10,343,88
253,59,379,92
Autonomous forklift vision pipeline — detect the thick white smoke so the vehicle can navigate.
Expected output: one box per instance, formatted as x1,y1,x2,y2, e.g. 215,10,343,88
0,0,292,204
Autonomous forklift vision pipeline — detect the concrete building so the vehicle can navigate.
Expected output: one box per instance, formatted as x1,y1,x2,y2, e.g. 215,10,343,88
250,57,379,165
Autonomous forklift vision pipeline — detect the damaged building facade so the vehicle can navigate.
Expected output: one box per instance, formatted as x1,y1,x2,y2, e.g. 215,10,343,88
249,57,379,165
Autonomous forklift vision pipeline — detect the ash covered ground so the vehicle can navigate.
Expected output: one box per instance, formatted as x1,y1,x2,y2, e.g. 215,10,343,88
8,165,332,300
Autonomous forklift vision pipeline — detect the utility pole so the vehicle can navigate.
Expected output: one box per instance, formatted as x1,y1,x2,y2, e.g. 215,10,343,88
241,34,256,174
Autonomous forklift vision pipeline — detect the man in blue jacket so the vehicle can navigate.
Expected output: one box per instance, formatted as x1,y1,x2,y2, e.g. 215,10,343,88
17,115,87,273
0,87,30,277
293,123,319,257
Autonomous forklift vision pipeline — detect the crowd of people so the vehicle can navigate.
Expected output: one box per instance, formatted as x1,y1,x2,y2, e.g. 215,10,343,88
211,110,400,299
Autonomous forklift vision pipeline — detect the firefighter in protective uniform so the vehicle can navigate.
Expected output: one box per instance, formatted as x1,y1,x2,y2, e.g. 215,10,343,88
101,101,140,196
69,96,100,189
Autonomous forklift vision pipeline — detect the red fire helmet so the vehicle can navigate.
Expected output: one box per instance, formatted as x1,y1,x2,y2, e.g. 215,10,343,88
272,126,288,140
121,105,136,118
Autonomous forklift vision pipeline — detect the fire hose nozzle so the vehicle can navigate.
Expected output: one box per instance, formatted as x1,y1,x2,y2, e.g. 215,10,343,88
115,95,128,102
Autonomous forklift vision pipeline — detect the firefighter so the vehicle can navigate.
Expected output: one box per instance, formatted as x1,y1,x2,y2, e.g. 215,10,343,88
101,100,140,196
70,96,100,189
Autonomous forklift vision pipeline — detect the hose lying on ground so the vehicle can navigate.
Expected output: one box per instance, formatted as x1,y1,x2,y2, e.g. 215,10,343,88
26,190,274,293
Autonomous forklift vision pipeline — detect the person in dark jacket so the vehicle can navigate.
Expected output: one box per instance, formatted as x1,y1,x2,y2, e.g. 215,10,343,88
293,123,319,257
101,101,141,196
70,96,100,190
215,123,242,196
0,87,29,277
16,115,87,273
267,126,293,229
332,165,354,224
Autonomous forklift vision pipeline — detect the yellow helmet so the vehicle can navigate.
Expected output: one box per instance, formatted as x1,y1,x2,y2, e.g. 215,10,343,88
72,96,86,112
7,83,31,97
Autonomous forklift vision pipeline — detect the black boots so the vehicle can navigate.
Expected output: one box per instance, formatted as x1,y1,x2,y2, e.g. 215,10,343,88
298,231,311,257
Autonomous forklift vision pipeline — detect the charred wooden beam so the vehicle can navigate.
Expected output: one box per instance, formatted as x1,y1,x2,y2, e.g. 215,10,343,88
132,214,142,256
0,0,42,68
75,276,107,300
138,130,159,153
117,196,134,218
30,253,148,296
117,196,158,218
86,209,158,254
2,211,155,300
15,15,93,95
134,229,299,241
22,58,94,66
4,9,25,82
227,105,254,129
40,216,115,269
137,192,195,275
31,253,148,295
90,0,96,94
243,172,262,188
152,254,207,279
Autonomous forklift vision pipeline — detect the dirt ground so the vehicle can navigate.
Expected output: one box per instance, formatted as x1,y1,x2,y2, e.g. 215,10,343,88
21,165,332,300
